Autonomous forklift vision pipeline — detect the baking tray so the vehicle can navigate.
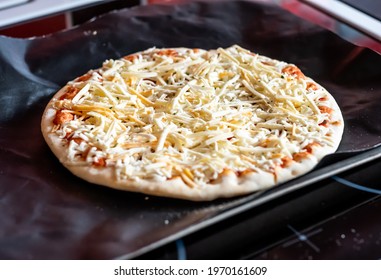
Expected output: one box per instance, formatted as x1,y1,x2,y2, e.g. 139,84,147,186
1,0,381,259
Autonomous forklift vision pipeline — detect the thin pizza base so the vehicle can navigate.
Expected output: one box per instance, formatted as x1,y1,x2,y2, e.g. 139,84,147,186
41,46,344,201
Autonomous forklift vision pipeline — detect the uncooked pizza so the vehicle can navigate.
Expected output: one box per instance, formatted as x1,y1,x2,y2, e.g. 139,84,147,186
41,45,344,201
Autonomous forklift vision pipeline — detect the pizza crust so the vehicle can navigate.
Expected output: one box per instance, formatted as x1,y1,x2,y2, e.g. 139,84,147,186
41,46,344,201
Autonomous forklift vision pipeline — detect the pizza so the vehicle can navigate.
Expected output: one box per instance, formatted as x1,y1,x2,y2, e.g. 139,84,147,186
41,45,344,201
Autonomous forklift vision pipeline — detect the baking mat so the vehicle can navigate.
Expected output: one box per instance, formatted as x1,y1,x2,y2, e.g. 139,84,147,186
1,0,381,259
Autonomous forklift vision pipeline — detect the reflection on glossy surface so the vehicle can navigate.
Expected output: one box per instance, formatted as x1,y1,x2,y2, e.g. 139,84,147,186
278,0,381,53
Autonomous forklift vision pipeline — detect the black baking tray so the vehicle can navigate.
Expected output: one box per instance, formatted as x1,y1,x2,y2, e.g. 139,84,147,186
1,0,381,259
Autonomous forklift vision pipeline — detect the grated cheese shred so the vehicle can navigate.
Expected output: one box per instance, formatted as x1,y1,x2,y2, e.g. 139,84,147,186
53,45,337,186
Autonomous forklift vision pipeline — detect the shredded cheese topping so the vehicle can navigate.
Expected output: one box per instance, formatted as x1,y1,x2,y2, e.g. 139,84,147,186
52,45,338,187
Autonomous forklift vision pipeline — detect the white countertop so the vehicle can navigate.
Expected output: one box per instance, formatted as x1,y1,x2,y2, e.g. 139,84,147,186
301,0,381,41
0,0,106,28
